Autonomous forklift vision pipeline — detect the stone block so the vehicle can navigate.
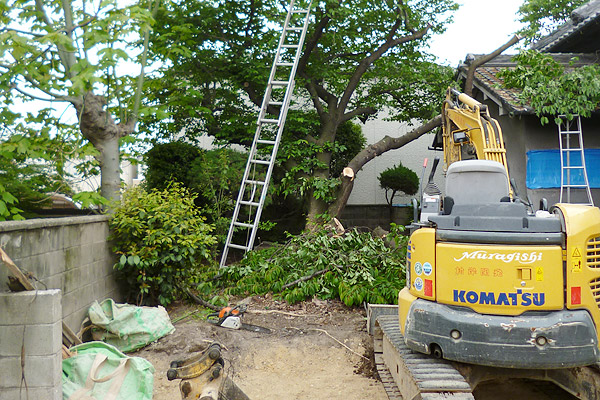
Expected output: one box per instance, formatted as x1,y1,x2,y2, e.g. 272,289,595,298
92,241,112,263
0,233,25,261
0,353,61,388
63,246,82,272
80,223,101,245
0,321,61,357
44,250,66,278
43,273,65,291
1,387,61,400
0,290,61,325
63,267,83,294
65,307,89,333
80,243,95,268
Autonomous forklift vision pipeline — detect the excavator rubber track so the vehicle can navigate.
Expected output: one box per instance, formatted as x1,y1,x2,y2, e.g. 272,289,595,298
374,314,474,400
371,309,600,400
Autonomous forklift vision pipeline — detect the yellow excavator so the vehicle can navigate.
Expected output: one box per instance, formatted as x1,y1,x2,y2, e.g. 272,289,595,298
371,88,600,400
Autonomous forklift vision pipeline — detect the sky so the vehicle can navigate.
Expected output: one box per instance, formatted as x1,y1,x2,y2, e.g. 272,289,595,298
429,0,526,67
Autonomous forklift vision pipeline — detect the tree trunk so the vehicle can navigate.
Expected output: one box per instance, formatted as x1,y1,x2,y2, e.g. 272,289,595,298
74,92,135,205
305,119,338,229
99,135,122,204
328,115,442,218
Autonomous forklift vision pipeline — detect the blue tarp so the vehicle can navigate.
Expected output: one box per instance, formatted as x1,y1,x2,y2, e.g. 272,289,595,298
526,149,600,189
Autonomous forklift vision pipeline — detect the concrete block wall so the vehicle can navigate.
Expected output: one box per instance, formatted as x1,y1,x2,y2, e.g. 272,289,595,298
0,215,120,332
340,204,412,231
0,290,62,400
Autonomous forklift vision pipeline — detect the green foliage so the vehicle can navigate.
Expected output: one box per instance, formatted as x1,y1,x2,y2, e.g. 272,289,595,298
0,114,89,219
378,163,419,206
518,0,587,42
144,142,246,245
144,141,202,191
328,121,367,178
109,184,217,306
278,120,366,204
219,228,408,307
187,148,246,242
499,50,600,125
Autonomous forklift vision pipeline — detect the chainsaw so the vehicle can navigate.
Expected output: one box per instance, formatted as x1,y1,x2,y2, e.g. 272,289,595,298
207,304,271,334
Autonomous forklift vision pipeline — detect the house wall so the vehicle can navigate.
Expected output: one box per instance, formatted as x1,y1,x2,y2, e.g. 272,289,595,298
480,95,600,208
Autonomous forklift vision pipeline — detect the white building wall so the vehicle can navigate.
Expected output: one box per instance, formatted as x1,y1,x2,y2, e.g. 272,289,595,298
348,116,446,205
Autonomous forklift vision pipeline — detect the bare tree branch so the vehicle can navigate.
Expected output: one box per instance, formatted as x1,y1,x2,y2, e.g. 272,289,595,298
0,27,45,37
464,34,522,96
129,0,162,134
338,22,431,115
329,114,442,217
341,106,377,123
12,86,71,103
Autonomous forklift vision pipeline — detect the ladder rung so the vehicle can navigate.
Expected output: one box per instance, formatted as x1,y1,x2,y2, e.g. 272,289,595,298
227,243,249,251
251,159,271,165
234,222,254,228
291,9,309,13
563,166,585,169
282,44,299,48
276,62,294,67
240,200,260,207
257,139,276,145
271,80,289,86
563,184,589,188
260,118,280,124
286,27,303,31
269,101,283,106
560,131,581,134
562,148,583,151
245,179,266,186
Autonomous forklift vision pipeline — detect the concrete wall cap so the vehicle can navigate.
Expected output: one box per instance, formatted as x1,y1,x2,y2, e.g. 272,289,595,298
0,215,109,233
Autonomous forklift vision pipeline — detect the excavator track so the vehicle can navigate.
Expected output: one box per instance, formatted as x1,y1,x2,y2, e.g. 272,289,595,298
374,314,474,400
371,308,600,400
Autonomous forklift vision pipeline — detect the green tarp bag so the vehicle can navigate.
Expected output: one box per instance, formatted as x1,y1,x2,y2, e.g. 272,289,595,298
88,299,175,353
62,341,154,400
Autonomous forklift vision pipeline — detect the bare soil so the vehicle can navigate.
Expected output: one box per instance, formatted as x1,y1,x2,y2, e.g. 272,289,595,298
134,295,388,400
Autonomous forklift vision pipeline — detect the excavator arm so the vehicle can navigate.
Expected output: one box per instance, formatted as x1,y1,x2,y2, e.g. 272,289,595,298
441,88,510,185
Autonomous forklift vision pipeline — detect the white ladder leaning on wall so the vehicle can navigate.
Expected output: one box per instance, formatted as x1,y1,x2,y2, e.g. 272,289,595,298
558,115,594,206
219,0,313,268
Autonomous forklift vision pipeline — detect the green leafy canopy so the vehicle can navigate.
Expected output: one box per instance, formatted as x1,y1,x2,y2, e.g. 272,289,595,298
499,50,600,125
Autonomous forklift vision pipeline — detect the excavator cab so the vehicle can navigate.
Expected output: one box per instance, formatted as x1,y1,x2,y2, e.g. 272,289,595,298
443,160,510,214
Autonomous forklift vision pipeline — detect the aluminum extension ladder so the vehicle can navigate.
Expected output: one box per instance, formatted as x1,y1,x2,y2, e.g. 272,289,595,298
558,115,594,206
219,0,313,268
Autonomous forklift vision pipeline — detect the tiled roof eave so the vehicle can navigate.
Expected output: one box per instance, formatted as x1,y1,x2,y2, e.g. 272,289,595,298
471,75,534,116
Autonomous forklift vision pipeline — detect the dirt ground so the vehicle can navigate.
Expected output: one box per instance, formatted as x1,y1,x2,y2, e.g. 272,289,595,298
135,295,387,400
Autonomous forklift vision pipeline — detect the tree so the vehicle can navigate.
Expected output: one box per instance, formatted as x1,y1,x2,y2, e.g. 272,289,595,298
517,0,588,42
499,50,600,125
497,1,600,125
0,0,159,205
378,162,419,207
146,0,457,227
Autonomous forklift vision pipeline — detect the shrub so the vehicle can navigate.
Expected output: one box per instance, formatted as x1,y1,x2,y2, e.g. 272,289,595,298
109,183,216,306
378,163,419,206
